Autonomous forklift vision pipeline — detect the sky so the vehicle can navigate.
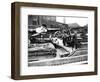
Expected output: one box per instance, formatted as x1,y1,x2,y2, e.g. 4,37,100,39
56,17,88,26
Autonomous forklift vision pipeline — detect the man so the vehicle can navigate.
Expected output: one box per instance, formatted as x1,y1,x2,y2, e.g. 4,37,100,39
52,37,63,46
36,24,47,34
32,24,47,37
71,31,78,50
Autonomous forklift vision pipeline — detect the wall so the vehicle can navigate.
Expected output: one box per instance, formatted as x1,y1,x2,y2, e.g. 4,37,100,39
0,0,100,82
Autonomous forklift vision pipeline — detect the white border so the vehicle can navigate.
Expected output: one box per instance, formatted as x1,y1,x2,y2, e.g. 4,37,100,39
20,7,95,75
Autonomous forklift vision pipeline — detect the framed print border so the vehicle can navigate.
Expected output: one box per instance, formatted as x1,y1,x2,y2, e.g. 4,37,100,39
11,2,98,80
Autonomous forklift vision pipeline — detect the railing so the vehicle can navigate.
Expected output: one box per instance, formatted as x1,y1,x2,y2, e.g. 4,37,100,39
28,55,88,66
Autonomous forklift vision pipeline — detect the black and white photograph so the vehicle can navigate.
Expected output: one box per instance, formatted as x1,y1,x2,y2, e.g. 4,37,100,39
11,2,97,79
28,15,88,66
